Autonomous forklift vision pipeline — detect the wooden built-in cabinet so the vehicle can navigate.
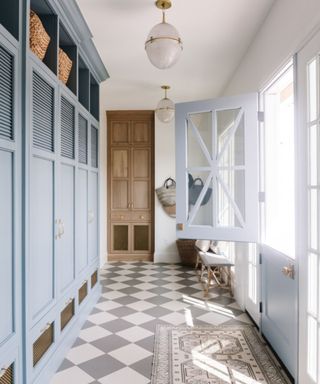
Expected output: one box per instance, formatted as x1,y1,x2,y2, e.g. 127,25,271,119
107,111,154,261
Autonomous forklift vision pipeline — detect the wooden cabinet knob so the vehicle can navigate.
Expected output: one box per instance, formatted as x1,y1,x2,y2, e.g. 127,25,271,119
140,215,145,219
120,215,124,220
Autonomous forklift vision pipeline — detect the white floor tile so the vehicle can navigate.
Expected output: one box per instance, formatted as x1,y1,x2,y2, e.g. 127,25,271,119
110,275,133,282
95,300,122,311
116,325,153,342
79,325,112,342
102,291,126,300
66,344,104,365
161,300,189,311
50,366,94,384
161,291,184,300
136,275,158,282
107,282,130,290
109,344,152,365
99,367,149,384
159,312,186,325
134,282,157,291
162,282,185,291
88,312,117,325
197,311,232,325
127,300,156,312
122,312,155,325
131,291,157,300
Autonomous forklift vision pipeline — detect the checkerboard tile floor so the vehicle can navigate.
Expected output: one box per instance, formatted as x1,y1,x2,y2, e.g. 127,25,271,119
51,262,252,384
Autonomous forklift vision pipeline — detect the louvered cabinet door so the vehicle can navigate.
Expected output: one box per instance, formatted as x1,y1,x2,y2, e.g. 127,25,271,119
0,42,17,356
30,69,56,323
88,171,98,262
58,97,76,293
76,114,89,273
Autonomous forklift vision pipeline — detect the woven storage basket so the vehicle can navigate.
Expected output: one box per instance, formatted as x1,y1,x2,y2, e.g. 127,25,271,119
156,178,176,207
59,48,73,84
164,205,176,218
176,239,197,266
29,10,51,61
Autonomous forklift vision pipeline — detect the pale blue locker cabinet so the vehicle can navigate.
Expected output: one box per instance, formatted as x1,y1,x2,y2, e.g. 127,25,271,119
0,1,22,382
0,0,108,382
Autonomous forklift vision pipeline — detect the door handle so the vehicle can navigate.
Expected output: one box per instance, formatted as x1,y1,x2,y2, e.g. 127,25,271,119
282,264,294,279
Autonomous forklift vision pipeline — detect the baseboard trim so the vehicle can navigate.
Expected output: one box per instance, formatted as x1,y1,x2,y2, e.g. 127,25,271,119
108,254,153,262
33,285,102,384
154,252,181,264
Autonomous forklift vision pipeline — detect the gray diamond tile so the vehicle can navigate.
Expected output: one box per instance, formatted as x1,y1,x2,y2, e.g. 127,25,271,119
100,319,134,333
147,287,171,295
92,334,128,354
118,287,141,295
108,306,136,318
57,358,74,372
130,355,153,379
176,287,200,295
136,335,155,353
143,306,172,318
113,295,140,305
145,295,172,305
78,355,125,379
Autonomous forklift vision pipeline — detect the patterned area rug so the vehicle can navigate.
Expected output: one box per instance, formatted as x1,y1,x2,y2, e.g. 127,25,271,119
151,324,290,384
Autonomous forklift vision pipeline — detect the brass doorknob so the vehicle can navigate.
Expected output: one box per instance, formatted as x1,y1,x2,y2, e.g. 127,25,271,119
282,264,294,279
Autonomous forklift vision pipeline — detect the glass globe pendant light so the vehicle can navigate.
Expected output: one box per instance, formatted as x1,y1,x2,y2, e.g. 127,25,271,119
156,85,175,123
145,0,183,70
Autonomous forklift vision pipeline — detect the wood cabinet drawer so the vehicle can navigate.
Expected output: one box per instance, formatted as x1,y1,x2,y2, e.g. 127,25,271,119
0,363,14,384
60,298,75,331
111,212,132,221
33,322,54,367
78,281,88,305
132,212,151,221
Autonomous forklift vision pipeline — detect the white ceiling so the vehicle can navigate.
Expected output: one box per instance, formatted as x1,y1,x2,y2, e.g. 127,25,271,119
76,0,275,110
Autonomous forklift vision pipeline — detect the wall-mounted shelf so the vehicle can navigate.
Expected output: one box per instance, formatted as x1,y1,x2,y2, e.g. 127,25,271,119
90,74,99,121
30,0,58,75
78,55,89,110
0,0,19,40
59,23,77,95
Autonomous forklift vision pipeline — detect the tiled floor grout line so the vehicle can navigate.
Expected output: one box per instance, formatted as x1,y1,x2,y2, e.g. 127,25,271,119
52,262,252,384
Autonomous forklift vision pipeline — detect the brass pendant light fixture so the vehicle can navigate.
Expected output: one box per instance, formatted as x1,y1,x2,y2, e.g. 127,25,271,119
155,85,175,123
145,0,183,70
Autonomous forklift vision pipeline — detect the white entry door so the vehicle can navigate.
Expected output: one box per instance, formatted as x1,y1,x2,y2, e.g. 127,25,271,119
260,61,297,379
175,93,259,242
297,28,320,384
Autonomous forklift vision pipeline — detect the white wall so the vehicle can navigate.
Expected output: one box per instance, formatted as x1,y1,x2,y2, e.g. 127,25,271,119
154,119,180,263
223,0,320,96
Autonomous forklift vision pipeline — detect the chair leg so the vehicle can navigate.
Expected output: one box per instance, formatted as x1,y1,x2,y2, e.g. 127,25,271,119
204,267,212,296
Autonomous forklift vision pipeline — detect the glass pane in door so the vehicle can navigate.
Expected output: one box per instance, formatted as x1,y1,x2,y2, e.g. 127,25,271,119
188,171,213,225
263,65,295,257
306,56,320,383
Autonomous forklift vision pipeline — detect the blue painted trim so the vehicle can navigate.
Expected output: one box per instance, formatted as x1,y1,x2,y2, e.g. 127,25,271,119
33,285,101,384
